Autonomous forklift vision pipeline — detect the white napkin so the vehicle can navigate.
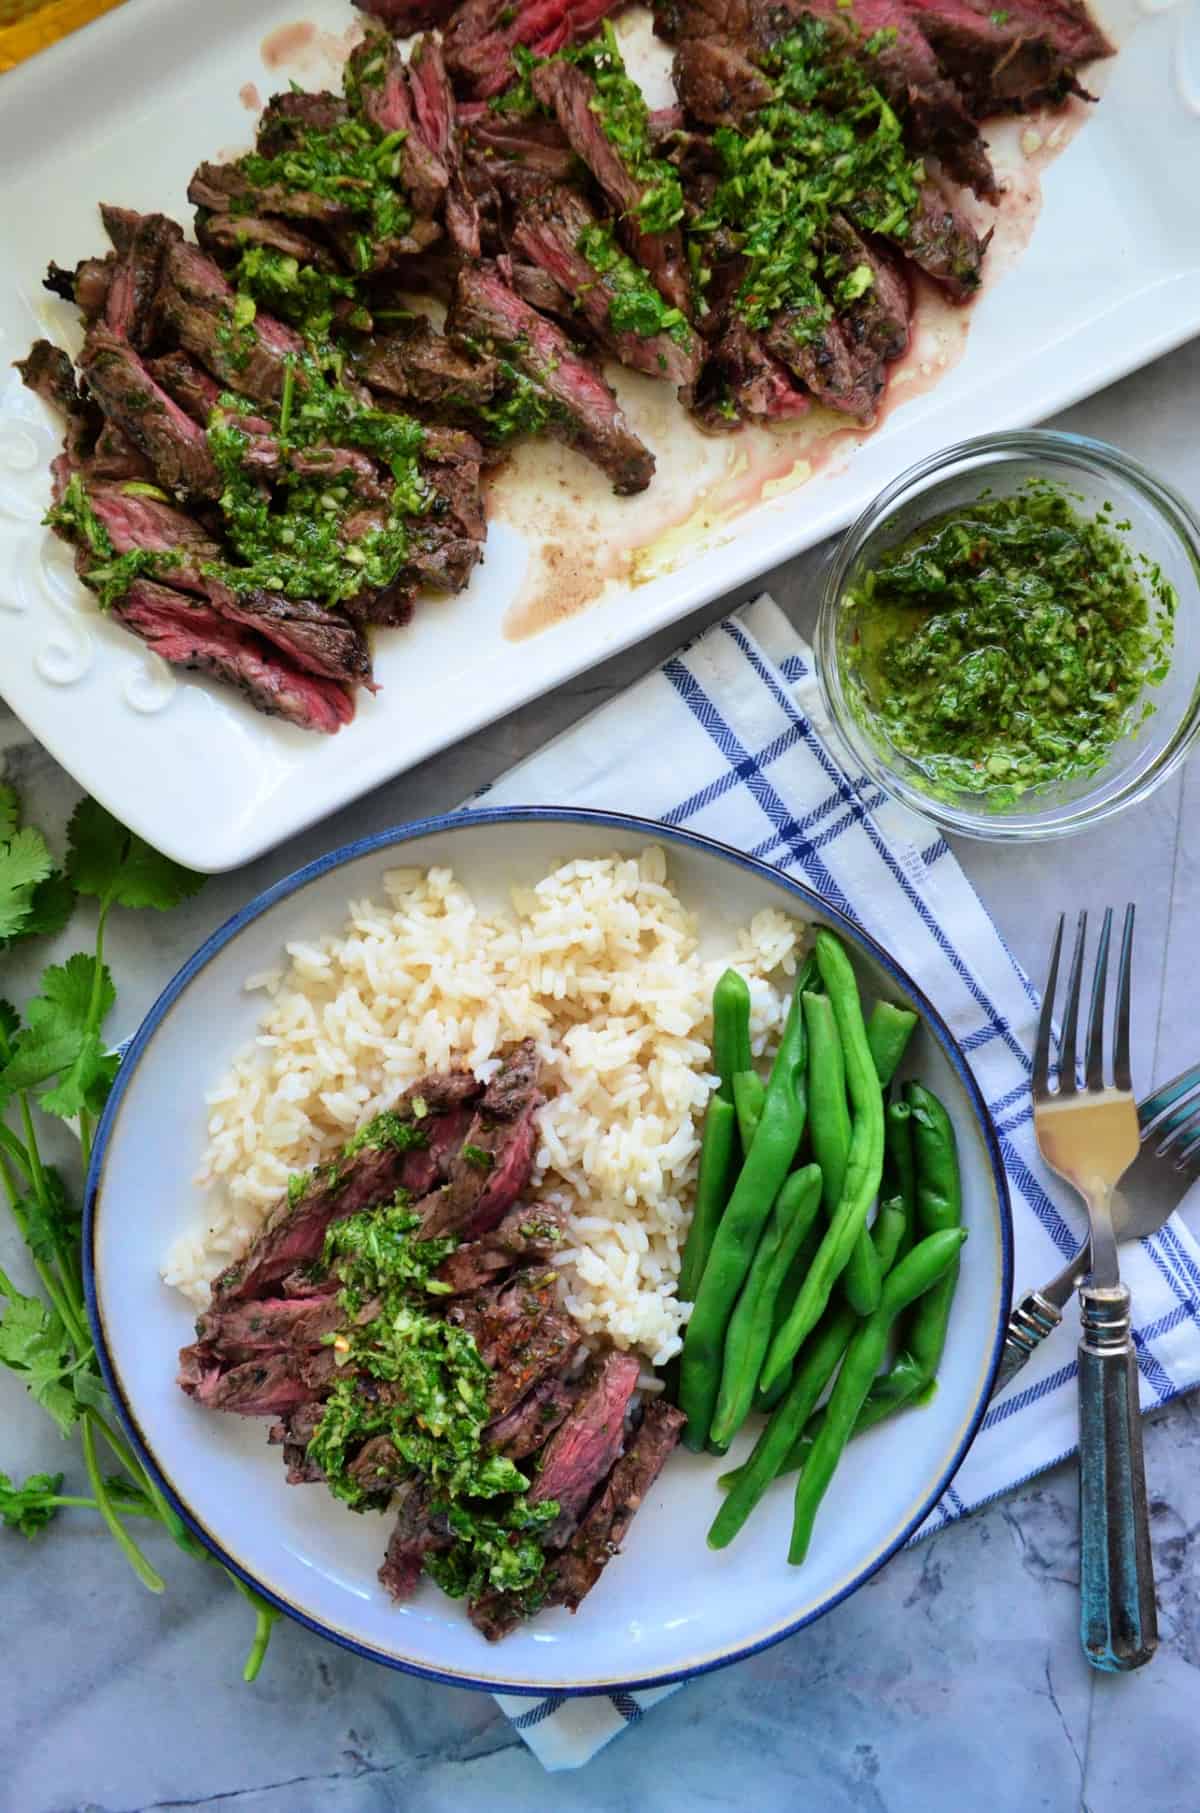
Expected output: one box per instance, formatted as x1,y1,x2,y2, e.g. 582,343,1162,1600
477,593,1200,1769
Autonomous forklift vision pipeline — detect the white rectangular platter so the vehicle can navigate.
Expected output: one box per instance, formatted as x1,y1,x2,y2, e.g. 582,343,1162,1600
0,0,1197,870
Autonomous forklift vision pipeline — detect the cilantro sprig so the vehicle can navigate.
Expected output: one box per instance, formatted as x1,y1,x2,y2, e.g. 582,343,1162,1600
0,789,278,1680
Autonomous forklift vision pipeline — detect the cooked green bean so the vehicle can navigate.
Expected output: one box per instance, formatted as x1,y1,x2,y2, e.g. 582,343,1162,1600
804,986,880,1315
760,932,885,1395
733,1069,766,1155
905,1081,963,1381
788,1227,968,1564
867,1000,919,1088
870,1203,907,1276
714,968,752,1096
710,1165,823,1447
753,1220,822,1413
883,1099,916,1262
679,968,811,1451
708,1303,857,1549
677,1096,737,1305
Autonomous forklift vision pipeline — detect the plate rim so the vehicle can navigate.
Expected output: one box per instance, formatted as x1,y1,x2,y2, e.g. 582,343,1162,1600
83,804,1015,1695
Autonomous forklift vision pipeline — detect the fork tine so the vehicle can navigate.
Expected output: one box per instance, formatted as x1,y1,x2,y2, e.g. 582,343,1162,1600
1058,910,1088,1096
1114,904,1135,1093
1085,907,1113,1092
1034,913,1064,1101
1175,1123,1200,1172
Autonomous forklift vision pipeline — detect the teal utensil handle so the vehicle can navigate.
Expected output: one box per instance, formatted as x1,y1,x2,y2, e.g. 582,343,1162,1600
1077,1283,1158,1672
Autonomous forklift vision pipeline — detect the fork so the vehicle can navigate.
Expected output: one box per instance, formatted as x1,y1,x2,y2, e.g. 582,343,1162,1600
1033,905,1157,1673
994,1056,1200,1394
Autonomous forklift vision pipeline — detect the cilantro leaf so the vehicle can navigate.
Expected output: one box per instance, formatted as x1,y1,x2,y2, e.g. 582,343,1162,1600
0,1000,18,1048
0,1270,78,1436
0,1470,64,1537
0,953,116,1118
0,826,56,942
66,798,204,913
13,870,76,945
22,1168,81,1265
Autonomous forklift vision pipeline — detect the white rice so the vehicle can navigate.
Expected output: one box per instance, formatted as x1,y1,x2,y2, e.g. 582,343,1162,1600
164,848,806,1366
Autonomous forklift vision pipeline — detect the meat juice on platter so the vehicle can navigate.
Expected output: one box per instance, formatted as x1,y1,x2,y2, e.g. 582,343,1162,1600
175,851,968,1638
18,0,1113,729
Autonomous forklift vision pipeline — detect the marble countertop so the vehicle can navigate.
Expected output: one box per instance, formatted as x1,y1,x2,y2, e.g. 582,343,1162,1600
5,337,1200,1813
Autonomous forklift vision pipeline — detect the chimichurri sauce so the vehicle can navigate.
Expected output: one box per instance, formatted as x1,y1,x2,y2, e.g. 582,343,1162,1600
845,484,1175,803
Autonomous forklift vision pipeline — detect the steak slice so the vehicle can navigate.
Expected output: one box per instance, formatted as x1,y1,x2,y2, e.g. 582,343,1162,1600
688,320,811,430
448,1266,582,1419
484,1368,581,1460
145,349,223,425
902,0,1112,116
202,582,375,689
410,35,482,259
891,177,989,299
463,112,578,183
527,1348,640,1538
435,1199,571,1294
554,1397,685,1608
823,213,911,365
100,207,183,351
84,423,155,483
353,0,459,28
346,23,449,220
189,1290,345,1363
16,339,98,461
362,317,500,411
159,241,302,405
417,1040,542,1240
268,1397,328,1484
212,1086,476,1304
196,209,341,273
112,582,356,734
378,1477,452,1600
44,253,115,321
449,264,654,495
256,89,349,153
673,39,773,125
79,481,221,590
531,60,691,319
188,160,355,230
469,1395,684,1639
77,326,220,499
347,1432,410,1496
764,309,884,419
178,1349,313,1416
511,185,702,388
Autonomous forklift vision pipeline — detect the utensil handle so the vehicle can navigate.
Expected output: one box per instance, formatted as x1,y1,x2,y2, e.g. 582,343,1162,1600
1077,1283,1158,1672
992,1288,1065,1396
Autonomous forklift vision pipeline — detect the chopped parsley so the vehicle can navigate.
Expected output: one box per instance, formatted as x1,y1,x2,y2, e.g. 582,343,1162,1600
342,1109,428,1159
576,222,692,347
307,1203,559,1605
234,119,415,270
230,245,364,343
476,357,563,444
203,355,430,607
567,24,685,235
844,482,1177,803
44,475,166,610
690,18,924,337
461,1143,494,1172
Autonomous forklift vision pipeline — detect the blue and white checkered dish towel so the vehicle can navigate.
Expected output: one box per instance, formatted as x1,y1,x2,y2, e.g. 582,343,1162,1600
479,593,1200,1771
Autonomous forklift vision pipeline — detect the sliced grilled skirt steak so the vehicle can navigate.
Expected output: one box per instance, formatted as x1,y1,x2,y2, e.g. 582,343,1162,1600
449,265,655,495
418,1039,542,1239
160,240,303,405
112,582,357,734
527,1347,640,1535
77,327,220,499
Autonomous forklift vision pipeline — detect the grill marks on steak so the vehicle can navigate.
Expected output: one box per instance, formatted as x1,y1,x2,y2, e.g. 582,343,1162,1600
362,316,500,412
511,185,701,387
531,60,692,320
673,38,773,125
449,264,654,495
436,1199,570,1293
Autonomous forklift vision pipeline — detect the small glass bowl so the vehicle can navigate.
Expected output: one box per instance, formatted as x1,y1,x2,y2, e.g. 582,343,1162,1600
816,431,1200,842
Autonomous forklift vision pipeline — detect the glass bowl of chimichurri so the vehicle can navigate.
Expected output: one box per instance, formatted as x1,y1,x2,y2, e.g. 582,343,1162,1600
818,431,1200,840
